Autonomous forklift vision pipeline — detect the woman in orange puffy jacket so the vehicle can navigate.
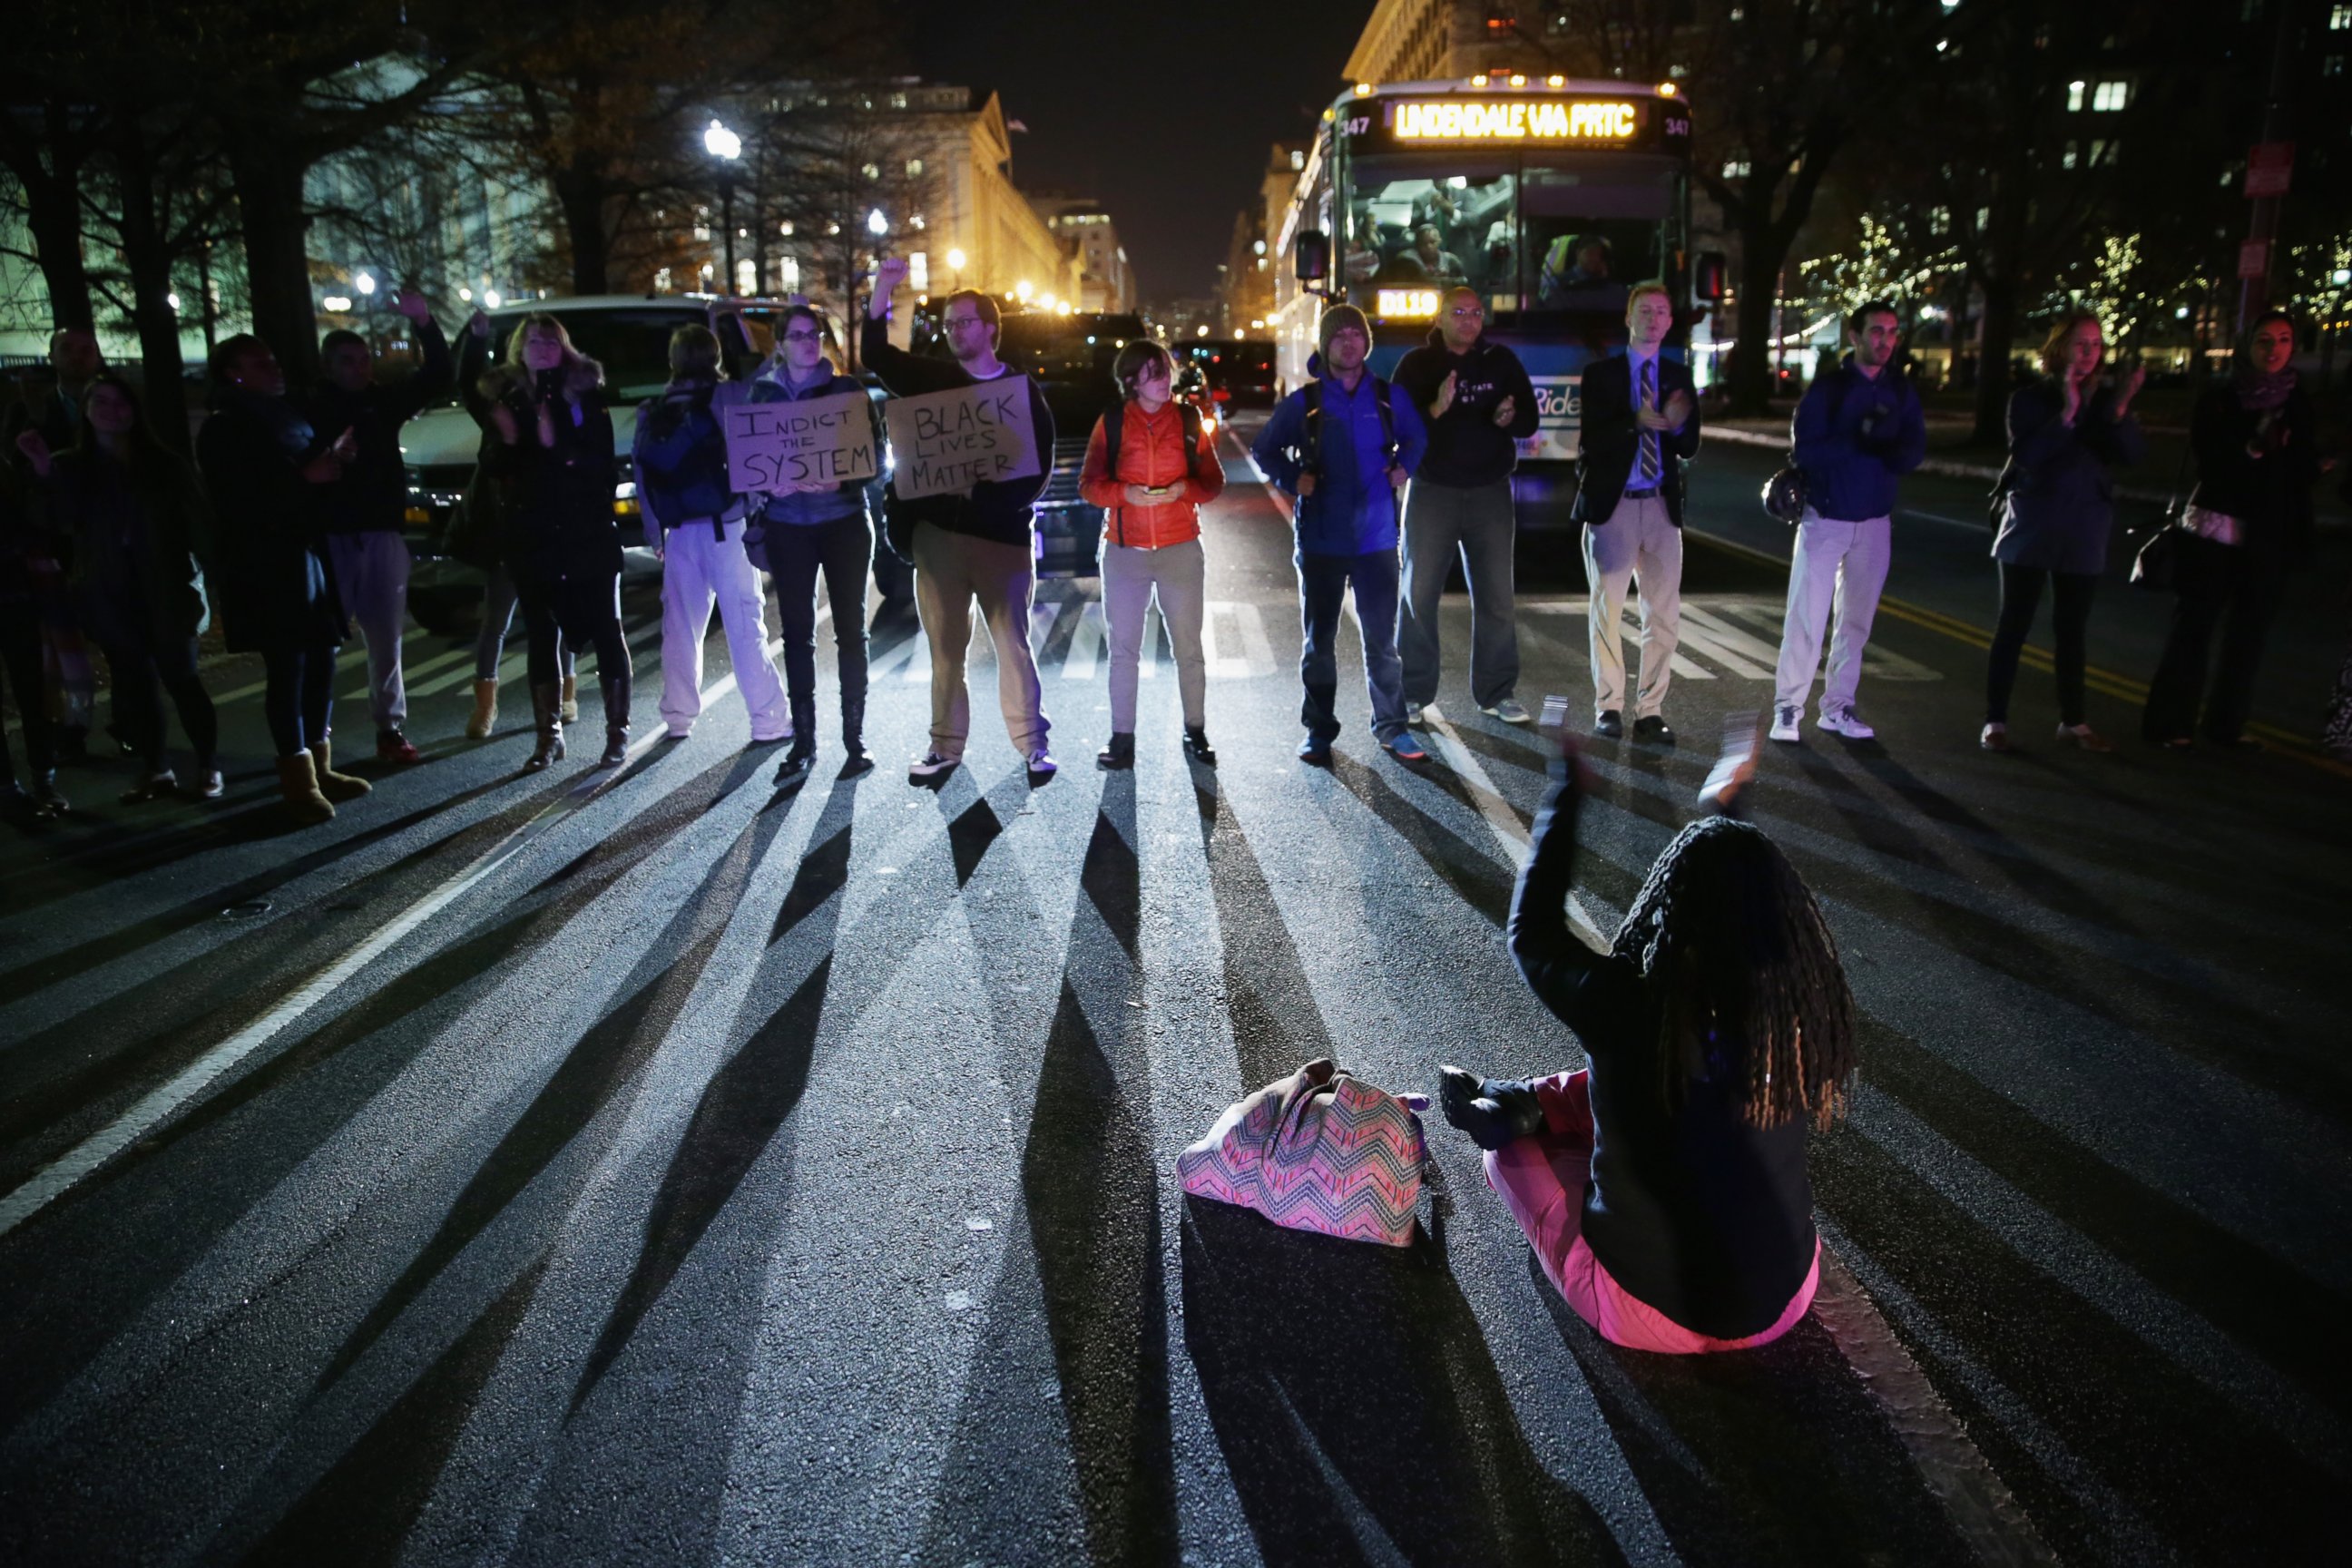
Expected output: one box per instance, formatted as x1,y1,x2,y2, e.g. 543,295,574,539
1078,339,1226,768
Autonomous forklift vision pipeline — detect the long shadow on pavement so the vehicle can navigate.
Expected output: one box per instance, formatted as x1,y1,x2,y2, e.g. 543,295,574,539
1543,1253,1975,1568
1193,771,1345,1093
1183,1197,1622,1567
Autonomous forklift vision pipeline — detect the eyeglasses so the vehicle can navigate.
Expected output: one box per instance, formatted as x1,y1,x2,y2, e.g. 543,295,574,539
943,316,985,330
1448,306,1485,318
782,329,822,343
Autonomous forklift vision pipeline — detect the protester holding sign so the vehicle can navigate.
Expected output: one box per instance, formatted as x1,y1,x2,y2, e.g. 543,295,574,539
632,324,790,751
742,305,880,784
863,259,1057,783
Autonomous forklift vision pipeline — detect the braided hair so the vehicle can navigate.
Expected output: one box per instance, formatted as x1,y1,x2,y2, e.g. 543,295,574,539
1611,816,1857,1132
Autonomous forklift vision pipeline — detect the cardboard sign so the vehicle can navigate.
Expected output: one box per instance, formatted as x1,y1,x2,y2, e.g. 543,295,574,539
882,377,1041,499
722,390,879,494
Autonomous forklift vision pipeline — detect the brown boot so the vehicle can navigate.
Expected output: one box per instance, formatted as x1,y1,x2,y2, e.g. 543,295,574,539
525,682,566,771
466,678,499,740
309,739,373,802
277,751,336,825
560,672,580,724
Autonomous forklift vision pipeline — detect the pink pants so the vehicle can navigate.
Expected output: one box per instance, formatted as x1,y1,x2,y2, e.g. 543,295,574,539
1484,1070,1818,1354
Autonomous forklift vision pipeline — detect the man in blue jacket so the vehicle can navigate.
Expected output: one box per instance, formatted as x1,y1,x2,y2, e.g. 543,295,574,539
1251,304,1429,764
1769,301,1926,743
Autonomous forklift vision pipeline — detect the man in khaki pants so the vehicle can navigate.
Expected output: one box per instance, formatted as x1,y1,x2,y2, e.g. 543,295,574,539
1571,282,1702,742
863,258,1058,781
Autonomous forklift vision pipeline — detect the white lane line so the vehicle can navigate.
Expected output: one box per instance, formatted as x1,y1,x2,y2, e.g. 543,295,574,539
338,642,473,702
1416,702,1612,952
1674,603,1779,681
1900,508,1996,532
0,648,773,1240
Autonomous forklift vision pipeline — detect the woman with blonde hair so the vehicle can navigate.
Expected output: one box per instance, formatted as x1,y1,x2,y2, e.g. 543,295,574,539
478,314,632,769
1077,337,1225,768
1981,311,2144,753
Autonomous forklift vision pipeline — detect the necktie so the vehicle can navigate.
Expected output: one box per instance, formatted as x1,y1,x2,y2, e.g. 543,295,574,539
1639,358,1661,486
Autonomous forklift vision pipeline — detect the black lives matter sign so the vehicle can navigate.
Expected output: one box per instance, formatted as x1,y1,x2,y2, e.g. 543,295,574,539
882,377,1042,500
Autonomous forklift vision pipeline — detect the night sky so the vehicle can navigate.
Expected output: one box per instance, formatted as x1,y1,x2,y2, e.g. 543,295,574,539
901,0,1375,303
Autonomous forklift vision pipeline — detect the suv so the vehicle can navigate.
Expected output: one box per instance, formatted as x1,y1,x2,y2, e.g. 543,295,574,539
399,294,803,632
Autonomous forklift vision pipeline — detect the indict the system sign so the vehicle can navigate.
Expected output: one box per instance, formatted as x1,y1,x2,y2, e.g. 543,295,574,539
882,377,1043,500
721,390,879,494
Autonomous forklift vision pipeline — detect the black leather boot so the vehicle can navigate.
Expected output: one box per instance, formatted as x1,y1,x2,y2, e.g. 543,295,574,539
599,675,630,767
1096,732,1135,769
1182,726,1217,766
525,682,565,771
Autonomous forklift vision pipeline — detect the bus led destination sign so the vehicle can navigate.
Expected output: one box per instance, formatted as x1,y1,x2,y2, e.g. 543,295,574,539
1392,98,1639,142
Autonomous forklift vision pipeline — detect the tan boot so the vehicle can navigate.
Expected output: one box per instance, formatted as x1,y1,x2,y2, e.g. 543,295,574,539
277,751,336,825
466,678,499,740
560,672,580,723
309,739,373,802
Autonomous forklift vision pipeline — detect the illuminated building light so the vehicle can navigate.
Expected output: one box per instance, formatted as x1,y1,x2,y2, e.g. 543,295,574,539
1355,83,1373,95
1658,82,1678,97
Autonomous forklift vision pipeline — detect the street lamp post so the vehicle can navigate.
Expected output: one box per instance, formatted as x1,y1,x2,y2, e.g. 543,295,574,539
946,248,966,295
705,120,742,294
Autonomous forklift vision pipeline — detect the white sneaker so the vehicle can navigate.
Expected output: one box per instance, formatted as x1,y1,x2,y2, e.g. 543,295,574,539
1769,703,1802,743
1026,748,1059,779
1818,708,1876,740
1481,698,1534,725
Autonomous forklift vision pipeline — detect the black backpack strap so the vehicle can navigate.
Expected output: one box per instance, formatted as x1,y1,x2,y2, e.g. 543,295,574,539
1372,377,1397,466
1179,403,1201,481
1102,404,1123,482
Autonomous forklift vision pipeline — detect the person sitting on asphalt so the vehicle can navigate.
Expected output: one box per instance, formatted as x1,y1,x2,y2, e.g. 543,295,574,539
1391,285,1539,728
1250,302,1429,766
1439,718,1857,1353
1573,281,1700,743
631,324,791,758
304,289,451,767
21,375,220,806
198,333,365,825
741,305,880,786
862,256,1057,785
1078,338,1226,770
1769,300,1926,747
1981,311,2144,755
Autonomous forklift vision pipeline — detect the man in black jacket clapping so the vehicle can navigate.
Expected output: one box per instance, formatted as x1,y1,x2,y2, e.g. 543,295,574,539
1392,287,1539,725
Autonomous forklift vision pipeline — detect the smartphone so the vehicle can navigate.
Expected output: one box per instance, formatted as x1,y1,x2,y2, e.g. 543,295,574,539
1539,694,1570,730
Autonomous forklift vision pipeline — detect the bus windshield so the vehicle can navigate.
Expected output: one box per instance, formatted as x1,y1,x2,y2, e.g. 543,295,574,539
1343,155,1677,320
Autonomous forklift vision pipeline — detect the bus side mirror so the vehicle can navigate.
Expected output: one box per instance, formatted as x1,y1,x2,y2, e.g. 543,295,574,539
1694,251,1729,303
1296,230,1331,285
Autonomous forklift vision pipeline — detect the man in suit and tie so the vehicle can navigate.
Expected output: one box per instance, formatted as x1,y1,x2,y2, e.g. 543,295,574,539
1572,281,1701,741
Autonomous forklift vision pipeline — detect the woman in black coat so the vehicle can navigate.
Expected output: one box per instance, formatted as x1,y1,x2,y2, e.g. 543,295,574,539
476,315,630,769
31,375,221,802
195,335,362,823
2142,310,2325,749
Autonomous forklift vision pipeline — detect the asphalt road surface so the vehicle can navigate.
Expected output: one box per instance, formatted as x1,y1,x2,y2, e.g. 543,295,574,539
1,415,2346,1566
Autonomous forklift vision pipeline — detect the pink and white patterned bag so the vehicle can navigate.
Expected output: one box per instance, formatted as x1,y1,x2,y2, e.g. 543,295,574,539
1177,1059,1429,1247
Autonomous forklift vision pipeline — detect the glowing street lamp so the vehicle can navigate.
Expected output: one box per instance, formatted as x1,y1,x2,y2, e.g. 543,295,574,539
355,272,377,297
705,119,742,290
867,208,888,237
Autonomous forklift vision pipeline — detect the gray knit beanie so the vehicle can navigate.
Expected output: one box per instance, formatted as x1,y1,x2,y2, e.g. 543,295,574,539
1318,303,1372,358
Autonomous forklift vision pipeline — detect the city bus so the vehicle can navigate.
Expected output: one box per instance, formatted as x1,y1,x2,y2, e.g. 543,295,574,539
1269,78,1721,472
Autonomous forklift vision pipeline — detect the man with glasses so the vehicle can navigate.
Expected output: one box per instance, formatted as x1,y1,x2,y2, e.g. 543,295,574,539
864,258,1058,782
1572,281,1700,742
1393,286,1539,726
